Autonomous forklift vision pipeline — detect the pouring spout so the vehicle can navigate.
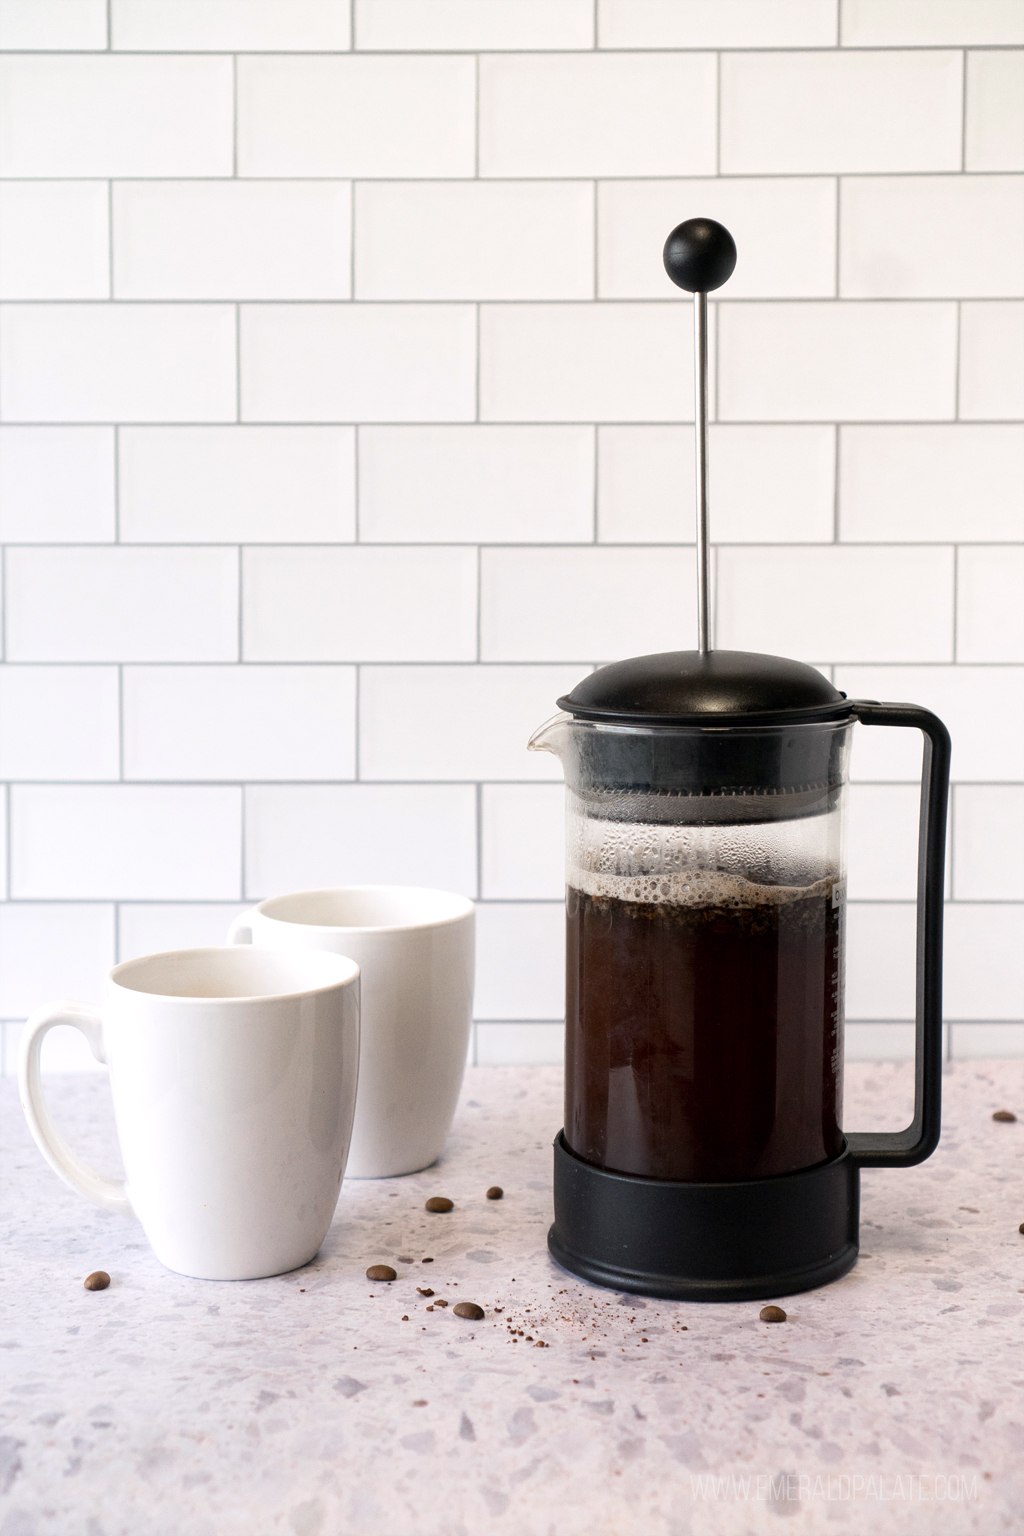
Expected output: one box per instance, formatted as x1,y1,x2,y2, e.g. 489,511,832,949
527,711,573,758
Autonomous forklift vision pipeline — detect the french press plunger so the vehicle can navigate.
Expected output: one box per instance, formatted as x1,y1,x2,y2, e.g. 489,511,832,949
530,219,951,1302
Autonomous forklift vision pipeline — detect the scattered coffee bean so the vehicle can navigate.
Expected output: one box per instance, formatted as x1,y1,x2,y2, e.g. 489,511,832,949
366,1265,396,1282
759,1305,787,1323
425,1197,453,1213
83,1271,110,1291
453,1302,485,1321
413,1400,427,1407
425,1305,434,1312
401,1315,409,1322
416,1287,434,1297
1018,1223,1024,1235
398,1255,414,1264
435,1299,448,1308
421,1257,434,1263
486,1186,503,1201
992,1110,1017,1123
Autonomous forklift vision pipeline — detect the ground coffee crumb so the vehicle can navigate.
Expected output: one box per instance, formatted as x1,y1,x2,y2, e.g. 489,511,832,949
425,1197,454,1212
992,1110,1017,1123
453,1302,485,1321
486,1186,503,1200
366,1265,396,1282
84,1271,110,1291
435,1299,448,1307
417,1287,434,1297
425,1305,434,1312
401,1315,409,1321
759,1306,787,1323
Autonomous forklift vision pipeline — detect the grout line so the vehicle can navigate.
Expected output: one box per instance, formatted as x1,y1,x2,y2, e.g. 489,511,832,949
952,543,959,661
106,0,111,48
948,782,957,903
473,54,480,178
239,785,246,900
475,545,482,661
474,302,481,421
715,52,721,176
349,0,356,50
0,170,1019,184
107,180,114,298
832,423,841,542
592,425,599,543
232,54,238,177
353,425,361,541
113,901,121,965
953,301,962,420
592,0,597,49
353,665,361,780
117,664,124,780
235,303,242,423
1,296,1008,309
237,546,243,661
960,49,968,172
592,180,598,300
475,781,483,901
833,177,841,297
835,0,842,47
4,783,9,906
350,179,357,298
112,425,120,540
3,420,1015,431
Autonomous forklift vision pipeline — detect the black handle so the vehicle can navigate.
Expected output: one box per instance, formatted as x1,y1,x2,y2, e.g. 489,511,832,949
845,702,951,1169
663,218,737,293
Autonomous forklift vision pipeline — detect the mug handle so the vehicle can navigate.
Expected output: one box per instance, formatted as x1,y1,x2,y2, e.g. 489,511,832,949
227,908,258,945
19,1003,132,1215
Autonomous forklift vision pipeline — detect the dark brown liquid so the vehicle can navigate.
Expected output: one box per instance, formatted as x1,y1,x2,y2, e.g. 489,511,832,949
565,880,843,1181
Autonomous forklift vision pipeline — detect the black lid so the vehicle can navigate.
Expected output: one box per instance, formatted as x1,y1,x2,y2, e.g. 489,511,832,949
558,649,850,726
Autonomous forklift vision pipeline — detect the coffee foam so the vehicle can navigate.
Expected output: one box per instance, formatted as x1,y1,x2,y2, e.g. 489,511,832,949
569,866,836,908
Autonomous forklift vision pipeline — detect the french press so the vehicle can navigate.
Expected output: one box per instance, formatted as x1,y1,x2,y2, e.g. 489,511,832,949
530,219,951,1302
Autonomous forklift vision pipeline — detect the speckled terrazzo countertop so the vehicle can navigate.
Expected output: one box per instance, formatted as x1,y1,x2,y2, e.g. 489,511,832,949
2,1062,1022,1536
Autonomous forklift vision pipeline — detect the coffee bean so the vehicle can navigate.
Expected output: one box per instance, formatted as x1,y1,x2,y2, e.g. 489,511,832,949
425,1305,434,1312
401,1315,409,1321
416,1287,434,1297
1019,1223,1024,1235
421,1257,434,1263
435,1299,448,1308
486,1186,503,1200
992,1110,1017,1123
425,1197,454,1213
759,1305,787,1323
366,1265,396,1282
83,1271,109,1291
453,1302,485,1321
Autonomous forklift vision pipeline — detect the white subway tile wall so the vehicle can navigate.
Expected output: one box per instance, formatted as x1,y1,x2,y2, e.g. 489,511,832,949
0,6,1021,1073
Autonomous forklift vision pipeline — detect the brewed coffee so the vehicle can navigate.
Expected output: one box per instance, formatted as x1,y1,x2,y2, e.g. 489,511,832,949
565,869,843,1182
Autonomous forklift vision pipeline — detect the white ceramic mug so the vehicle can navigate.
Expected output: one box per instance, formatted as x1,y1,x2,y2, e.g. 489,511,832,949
228,887,474,1178
19,946,360,1281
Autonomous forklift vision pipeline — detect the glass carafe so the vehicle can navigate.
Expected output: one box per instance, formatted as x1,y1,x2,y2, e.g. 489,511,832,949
532,708,852,1185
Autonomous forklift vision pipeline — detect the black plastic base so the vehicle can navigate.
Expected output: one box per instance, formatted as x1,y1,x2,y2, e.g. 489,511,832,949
549,1132,860,1303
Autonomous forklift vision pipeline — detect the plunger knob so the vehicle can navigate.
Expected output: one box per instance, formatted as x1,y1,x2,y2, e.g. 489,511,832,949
663,218,737,293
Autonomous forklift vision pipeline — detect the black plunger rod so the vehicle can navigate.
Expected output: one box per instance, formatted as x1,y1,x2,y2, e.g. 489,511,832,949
663,219,737,655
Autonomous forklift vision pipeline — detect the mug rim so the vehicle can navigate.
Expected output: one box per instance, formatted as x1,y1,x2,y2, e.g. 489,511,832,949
253,884,476,935
110,945,360,1003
